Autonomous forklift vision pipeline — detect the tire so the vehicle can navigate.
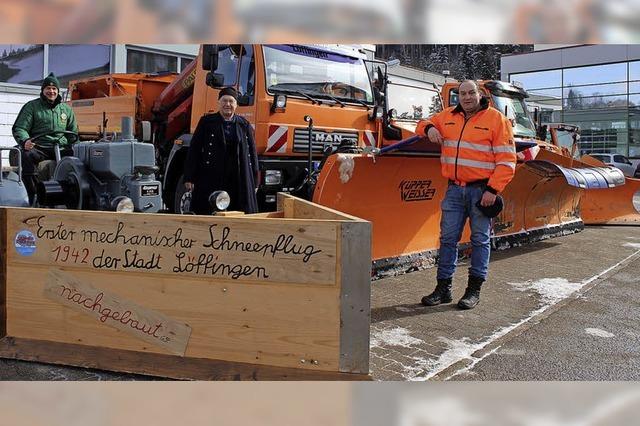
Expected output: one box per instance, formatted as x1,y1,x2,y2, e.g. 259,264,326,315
173,174,190,214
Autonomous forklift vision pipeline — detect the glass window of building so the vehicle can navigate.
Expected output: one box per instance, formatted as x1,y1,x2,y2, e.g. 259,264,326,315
562,82,627,99
526,88,562,112
629,94,640,156
563,63,627,86
564,93,628,110
48,44,110,88
630,61,640,81
527,87,562,98
512,59,640,157
127,49,177,73
629,81,640,95
510,69,561,90
180,57,194,72
0,44,45,85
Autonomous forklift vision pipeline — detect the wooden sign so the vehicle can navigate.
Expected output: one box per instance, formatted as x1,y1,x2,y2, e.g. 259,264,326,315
44,269,192,356
0,195,372,380
8,211,337,285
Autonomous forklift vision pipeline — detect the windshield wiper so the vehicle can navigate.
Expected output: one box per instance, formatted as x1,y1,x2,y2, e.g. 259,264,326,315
314,92,346,107
334,96,371,109
271,88,321,105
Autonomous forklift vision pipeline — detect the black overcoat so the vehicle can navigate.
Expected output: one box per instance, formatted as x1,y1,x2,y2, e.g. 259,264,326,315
184,113,259,214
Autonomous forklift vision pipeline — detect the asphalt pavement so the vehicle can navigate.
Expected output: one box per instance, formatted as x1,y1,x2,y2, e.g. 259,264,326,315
369,225,640,381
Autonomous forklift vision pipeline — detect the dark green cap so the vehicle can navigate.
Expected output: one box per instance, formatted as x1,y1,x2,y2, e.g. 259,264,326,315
41,72,60,90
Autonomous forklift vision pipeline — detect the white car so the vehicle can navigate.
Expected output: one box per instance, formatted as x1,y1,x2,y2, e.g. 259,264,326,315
589,153,637,177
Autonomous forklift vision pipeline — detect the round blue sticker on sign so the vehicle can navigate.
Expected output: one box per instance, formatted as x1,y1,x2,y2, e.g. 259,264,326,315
15,230,37,256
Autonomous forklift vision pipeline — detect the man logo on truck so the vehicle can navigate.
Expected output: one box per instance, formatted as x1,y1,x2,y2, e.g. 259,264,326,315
313,132,344,143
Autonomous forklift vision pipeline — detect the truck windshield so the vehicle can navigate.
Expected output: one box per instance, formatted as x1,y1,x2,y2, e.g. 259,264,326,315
387,83,442,121
491,94,537,138
264,45,374,104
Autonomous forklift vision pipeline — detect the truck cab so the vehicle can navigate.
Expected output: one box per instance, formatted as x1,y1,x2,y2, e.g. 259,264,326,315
165,44,379,212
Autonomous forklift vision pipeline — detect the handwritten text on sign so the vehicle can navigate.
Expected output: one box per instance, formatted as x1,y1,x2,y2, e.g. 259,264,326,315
44,269,192,356
20,213,336,285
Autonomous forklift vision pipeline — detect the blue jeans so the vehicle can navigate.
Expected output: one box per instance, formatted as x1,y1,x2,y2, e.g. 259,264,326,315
437,183,492,281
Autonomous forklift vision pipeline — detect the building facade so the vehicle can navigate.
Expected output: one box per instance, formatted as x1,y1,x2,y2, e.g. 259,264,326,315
501,45,640,158
0,44,198,149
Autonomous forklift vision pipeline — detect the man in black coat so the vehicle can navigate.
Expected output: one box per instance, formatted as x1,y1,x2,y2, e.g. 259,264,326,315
184,87,259,215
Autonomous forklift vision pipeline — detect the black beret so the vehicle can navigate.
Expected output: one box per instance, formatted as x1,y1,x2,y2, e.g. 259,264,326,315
218,87,238,100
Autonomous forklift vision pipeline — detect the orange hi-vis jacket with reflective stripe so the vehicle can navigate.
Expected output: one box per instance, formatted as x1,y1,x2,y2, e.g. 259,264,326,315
416,98,517,194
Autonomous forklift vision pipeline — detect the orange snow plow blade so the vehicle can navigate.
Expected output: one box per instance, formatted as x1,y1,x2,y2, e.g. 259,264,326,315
313,153,449,275
313,149,586,276
577,154,640,225
494,162,583,249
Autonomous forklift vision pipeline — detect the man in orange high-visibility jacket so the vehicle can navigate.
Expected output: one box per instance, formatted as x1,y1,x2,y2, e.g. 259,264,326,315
416,80,516,309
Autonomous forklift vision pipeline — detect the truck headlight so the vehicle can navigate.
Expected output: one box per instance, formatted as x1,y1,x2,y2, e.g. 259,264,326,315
112,196,134,213
271,94,287,112
265,170,283,185
209,190,231,211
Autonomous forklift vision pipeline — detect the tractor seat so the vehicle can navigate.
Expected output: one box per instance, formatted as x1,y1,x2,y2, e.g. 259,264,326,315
134,165,159,175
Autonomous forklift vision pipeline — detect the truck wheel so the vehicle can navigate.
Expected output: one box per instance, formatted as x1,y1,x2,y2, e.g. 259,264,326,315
173,174,191,214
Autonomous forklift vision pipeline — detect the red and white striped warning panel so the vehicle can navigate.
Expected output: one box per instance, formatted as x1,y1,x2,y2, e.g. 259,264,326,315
519,144,540,162
363,130,376,147
267,125,288,153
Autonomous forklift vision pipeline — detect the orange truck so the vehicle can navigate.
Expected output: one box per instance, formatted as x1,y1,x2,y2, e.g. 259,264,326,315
69,44,381,214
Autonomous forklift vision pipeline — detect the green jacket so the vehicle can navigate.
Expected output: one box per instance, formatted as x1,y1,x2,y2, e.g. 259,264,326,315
12,95,78,149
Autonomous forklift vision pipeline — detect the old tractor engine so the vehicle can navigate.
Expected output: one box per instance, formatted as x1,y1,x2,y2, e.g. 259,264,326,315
38,118,162,213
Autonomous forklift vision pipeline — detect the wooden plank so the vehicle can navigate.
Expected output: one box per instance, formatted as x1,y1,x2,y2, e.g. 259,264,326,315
0,208,6,338
281,196,296,219
243,211,284,219
6,209,337,286
215,211,245,217
7,266,341,371
44,269,192,356
288,194,367,222
0,337,371,381
339,221,372,374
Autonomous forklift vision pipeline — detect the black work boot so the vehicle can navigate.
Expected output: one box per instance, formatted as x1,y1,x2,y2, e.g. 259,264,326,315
421,278,453,306
458,276,484,310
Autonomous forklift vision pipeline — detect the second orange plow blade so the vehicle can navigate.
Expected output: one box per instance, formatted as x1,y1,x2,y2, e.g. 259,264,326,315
577,154,640,225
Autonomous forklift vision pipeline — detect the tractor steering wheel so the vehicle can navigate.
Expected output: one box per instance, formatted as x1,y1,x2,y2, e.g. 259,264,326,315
28,130,79,148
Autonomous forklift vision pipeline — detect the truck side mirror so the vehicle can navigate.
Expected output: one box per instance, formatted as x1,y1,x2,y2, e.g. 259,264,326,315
202,45,220,71
206,72,225,88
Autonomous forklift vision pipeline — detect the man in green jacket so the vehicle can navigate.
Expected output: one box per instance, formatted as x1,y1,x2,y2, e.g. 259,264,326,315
13,72,78,203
